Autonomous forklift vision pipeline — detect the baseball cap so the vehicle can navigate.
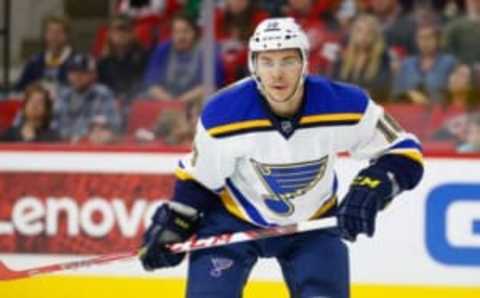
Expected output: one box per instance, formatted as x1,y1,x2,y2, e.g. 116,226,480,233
67,53,96,72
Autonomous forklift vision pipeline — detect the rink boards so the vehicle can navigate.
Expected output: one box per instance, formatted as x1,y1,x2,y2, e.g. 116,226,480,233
0,148,479,297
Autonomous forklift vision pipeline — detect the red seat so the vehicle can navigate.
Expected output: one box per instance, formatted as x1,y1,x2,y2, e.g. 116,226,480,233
91,25,109,57
0,99,22,133
382,103,431,140
221,47,247,84
422,140,456,152
126,99,185,135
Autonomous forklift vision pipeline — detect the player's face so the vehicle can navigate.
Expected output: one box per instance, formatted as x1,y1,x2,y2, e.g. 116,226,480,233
256,49,303,105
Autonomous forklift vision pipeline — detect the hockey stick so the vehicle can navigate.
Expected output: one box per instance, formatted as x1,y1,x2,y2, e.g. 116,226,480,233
0,216,337,281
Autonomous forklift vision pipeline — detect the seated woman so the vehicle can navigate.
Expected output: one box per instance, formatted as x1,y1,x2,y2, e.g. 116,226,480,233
429,64,480,144
0,83,61,142
332,14,392,102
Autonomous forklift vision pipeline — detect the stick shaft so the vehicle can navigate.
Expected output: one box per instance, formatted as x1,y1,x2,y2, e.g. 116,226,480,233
168,216,338,253
0,217,337,281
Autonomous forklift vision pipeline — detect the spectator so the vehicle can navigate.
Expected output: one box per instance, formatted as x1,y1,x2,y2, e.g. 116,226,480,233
55,53,122,143
15,16,75,93
134,99,200,145
85,115,119,145
215,0,269,82
0,83,60,142
154,109,194,145
369,0,440,56
216,0,269,42
444,0,480,65
115,0,184,46
154,99,200,145
282,0,345,75
430,64,480,143
457,113,480,152
444,64,479,109
97,15,149,104
370,0,415,54
144,13,225,102
281,0,334,24
333,14,392,101
392,22,457,104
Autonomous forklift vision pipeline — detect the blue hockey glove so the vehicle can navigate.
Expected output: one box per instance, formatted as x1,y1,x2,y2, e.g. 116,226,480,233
140,201,200,271
337,168,396,242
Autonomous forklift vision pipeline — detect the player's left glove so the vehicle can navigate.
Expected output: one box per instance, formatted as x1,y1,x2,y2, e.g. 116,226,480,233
337,167,396,241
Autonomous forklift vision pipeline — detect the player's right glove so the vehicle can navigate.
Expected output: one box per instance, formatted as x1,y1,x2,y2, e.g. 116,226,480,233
139,201,200,271
337,167,395,242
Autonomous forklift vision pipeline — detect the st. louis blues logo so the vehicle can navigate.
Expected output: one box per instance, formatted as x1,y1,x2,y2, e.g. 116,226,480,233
210,257,234,278
252,156,328,216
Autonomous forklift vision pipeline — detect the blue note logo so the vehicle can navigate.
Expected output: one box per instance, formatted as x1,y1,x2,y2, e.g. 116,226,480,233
210,257,234,278
251,156,328,216
426,183,480,266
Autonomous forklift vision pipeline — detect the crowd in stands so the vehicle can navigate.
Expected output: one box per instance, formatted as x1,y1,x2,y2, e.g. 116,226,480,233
1,0,480,153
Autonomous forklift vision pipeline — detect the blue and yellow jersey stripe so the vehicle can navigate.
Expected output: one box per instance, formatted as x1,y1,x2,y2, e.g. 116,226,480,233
206,112,364,138
385,139,424,165
299,113,363,127
309,195,337,220
175,167,194,181
202,76,370,139
223,179,273,226
175,161,195,181
207,119,273,138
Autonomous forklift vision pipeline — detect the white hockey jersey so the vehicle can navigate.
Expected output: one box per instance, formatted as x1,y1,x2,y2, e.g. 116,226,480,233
175,76,423,227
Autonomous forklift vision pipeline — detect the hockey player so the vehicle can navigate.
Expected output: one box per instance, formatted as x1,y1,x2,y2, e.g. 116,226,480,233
140,18,424,298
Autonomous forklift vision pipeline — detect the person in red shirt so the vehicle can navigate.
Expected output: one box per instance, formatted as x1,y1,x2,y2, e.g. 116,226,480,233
215,0,269,83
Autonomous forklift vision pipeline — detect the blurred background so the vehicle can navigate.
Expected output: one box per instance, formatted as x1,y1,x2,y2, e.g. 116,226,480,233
1,0,480,150
0,1,479,298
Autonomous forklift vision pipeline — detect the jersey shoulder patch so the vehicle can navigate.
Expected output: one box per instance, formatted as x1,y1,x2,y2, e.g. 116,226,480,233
201,78,272,138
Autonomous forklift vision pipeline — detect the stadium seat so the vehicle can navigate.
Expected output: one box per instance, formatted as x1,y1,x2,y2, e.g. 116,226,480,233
126,99,185,135
0,99,22,133
382,103,431,140
91,25,109,57
422,140,456,152
427,105,467,134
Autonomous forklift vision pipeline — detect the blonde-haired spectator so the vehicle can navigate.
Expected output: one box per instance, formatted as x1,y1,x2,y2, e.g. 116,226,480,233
15,15,75,93
333,14,392,101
